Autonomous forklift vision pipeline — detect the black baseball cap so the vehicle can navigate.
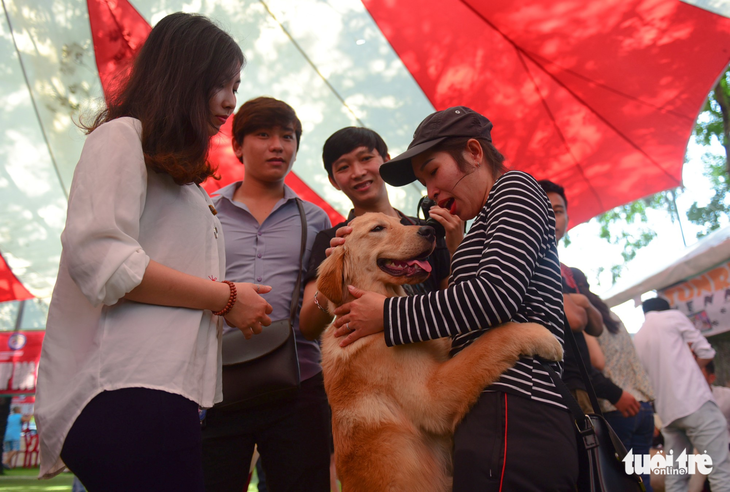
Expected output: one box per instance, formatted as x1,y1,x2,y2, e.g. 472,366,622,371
380,106,493,187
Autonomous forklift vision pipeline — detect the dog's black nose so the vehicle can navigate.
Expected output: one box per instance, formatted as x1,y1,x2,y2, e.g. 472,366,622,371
417,225,435,240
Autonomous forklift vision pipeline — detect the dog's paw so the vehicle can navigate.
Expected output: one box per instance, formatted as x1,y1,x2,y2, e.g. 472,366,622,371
517,323,563,362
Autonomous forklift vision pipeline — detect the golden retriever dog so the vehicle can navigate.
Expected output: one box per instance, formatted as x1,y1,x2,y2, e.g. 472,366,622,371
316,213,563,492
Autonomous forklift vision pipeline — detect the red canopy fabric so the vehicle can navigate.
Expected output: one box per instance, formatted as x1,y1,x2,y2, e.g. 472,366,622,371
0,252,33,303
87,0,151,99
363,0,730,226
86,0,345,226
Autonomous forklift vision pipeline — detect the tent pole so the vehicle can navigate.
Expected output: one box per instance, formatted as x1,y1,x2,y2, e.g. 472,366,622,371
1,0,69,199
13,300,25,332
670,189,687,247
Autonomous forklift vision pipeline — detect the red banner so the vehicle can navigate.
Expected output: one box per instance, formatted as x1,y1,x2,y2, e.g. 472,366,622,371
0,331,44,395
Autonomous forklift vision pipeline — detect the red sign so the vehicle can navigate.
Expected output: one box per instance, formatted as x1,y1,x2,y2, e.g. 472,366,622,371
0,331,44,395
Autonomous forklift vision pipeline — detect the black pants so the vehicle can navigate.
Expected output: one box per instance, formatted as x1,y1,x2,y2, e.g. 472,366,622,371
61,387,204,492
202,372,331,492
453,391,579,492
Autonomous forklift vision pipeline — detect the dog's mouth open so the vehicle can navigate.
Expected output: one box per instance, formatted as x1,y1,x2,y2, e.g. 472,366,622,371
377,255,432,277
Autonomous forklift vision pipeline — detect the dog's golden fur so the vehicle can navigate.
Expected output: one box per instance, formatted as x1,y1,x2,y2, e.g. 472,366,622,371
317,213,563,492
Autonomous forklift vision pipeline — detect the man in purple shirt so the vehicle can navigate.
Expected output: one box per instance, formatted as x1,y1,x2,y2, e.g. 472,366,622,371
201,97,331,492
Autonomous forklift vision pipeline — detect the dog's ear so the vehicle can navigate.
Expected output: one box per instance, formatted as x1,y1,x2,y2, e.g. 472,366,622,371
316,246,348,306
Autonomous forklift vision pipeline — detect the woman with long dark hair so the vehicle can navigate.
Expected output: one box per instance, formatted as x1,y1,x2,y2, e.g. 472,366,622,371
35,13,272,491
571,267,655,491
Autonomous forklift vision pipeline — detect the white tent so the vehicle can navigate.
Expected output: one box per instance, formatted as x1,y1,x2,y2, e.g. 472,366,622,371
603,226,730,308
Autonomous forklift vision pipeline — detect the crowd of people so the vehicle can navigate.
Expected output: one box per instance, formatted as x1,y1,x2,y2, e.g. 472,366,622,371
29,11,730,492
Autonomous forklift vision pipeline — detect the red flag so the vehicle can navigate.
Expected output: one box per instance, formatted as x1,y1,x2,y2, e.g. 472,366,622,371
0,252,33,303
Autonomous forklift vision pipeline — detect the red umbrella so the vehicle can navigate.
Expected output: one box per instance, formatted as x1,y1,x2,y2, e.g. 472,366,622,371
363,0,730,226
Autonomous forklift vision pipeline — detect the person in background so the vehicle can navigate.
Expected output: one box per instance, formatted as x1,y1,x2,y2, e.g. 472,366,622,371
255,458,268,492
72,476,87,492
0,399,7,475
702,361,730,443
3,407,30,469
571,267,655,491
634,297,730,491
201,97,332,492
538,179,640,418
34,13,273,491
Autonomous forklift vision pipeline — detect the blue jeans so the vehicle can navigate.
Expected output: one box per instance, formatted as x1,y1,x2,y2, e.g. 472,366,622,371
603,401,654,492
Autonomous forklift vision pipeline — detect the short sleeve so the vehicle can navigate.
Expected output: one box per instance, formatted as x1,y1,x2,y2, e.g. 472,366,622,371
304,228,336,285
61,118,150,307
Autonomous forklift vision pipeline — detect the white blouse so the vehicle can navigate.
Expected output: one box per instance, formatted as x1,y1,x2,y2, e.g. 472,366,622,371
35,118,225,478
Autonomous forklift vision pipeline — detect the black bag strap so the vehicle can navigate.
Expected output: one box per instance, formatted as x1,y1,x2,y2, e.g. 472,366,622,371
564,317,604,417
289,198,307,324
542,315,602,453
545,316,646,492
542,359,597,430
543,314,601,417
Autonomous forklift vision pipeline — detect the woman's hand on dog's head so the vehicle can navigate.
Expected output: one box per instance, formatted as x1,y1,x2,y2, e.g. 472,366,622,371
333,285,386,347
325,226,352,258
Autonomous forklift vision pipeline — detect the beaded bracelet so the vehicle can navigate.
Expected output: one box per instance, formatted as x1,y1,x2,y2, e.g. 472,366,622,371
313,290,330,314
212,280,237,316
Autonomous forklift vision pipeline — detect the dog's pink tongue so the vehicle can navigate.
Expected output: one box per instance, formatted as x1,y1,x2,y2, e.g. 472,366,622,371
407,259,432,273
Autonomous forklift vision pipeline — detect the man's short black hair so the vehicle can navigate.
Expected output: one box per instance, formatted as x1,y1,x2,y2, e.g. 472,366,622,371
322,127,388,178
706,360,716,375
537,180,568,210
642,297,671,313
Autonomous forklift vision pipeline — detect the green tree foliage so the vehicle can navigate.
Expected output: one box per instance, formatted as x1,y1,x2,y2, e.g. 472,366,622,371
595,191,677,283
695,70,730,174
595,68,730,284
687,70,730,237
686,153,730,238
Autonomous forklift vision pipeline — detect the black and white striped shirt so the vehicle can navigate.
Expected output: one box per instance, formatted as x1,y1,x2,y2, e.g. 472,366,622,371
384,171,566,409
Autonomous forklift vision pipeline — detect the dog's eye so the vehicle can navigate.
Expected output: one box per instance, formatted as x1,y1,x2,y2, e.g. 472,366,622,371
370,225,385,232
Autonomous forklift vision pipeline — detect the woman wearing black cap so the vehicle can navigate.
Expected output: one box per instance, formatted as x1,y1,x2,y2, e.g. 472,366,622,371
330,107,579,490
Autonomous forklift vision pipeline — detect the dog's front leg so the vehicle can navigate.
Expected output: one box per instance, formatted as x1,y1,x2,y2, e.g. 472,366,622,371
420,322,561,433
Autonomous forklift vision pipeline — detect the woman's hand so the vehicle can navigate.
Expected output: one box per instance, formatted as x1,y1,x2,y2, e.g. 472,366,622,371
325,226,352,258
224,283,273,339
332,285,386,347
426,205,464,257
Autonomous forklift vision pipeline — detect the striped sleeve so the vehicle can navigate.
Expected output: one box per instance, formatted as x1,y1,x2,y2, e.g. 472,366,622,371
384,172,553,346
